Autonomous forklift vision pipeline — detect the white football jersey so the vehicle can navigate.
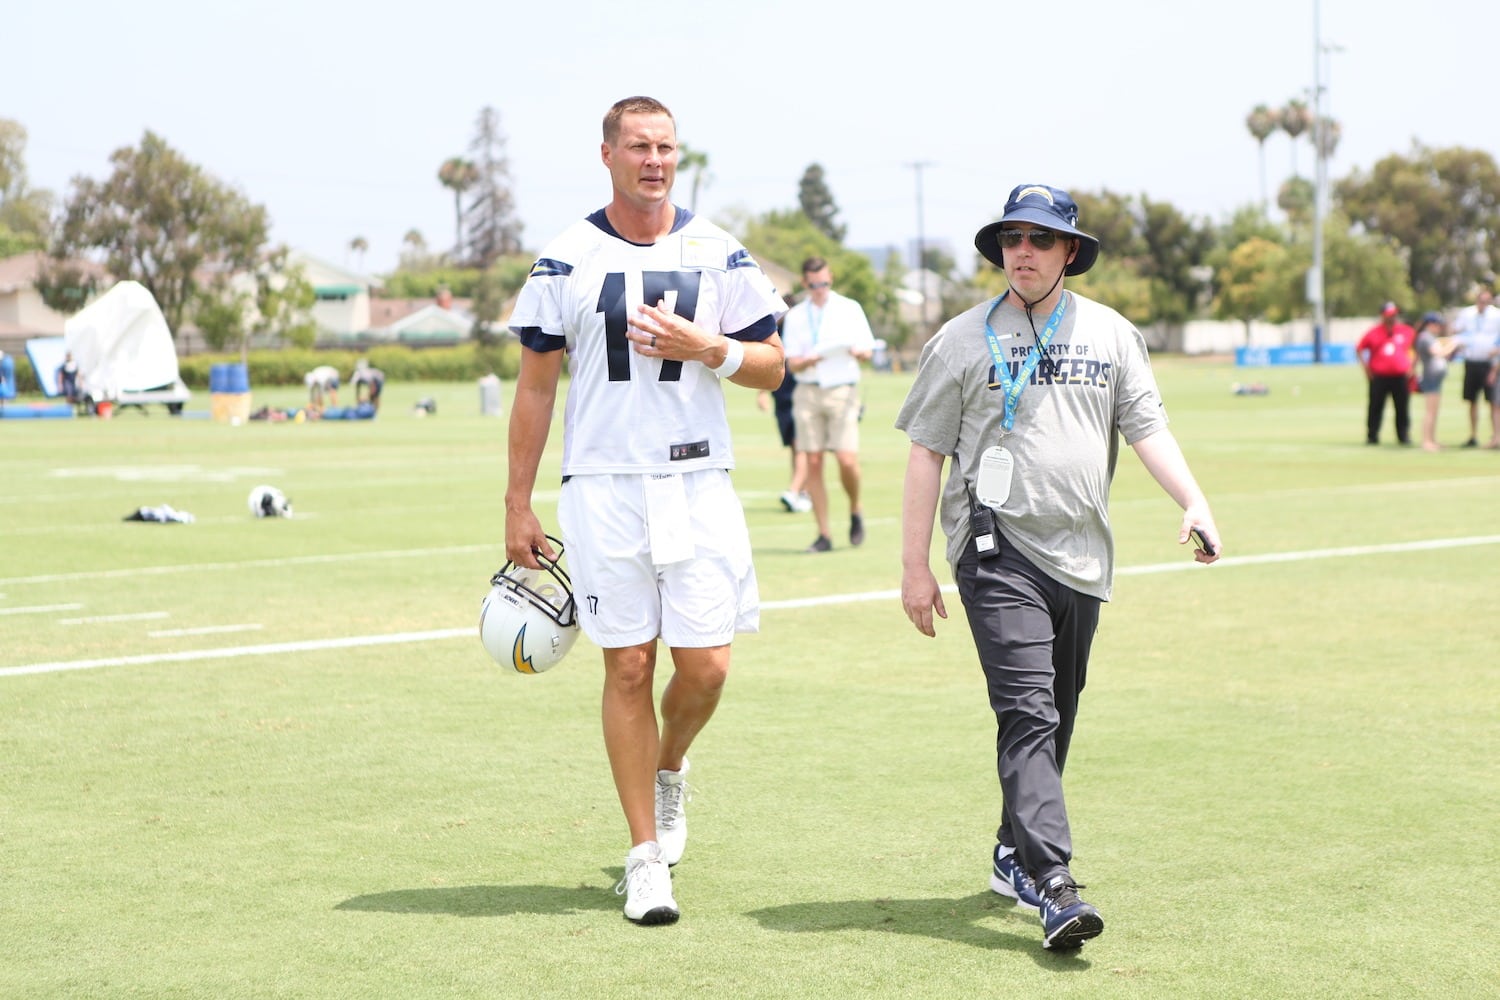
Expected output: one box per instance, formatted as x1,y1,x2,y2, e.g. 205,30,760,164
510,208,785,476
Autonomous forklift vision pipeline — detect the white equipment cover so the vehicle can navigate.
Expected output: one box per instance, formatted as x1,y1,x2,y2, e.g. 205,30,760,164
64,281,181,400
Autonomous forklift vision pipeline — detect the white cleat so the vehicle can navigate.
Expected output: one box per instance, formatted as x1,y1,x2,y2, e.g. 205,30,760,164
616,841,679,926
655,759,690,867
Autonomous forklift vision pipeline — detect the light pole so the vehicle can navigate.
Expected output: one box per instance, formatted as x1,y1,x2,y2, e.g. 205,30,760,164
907,161,933,336
1310,0,1327,362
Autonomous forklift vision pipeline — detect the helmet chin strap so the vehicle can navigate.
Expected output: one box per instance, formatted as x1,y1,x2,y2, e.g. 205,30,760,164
1014,260,1069,338
1016,266,1067,313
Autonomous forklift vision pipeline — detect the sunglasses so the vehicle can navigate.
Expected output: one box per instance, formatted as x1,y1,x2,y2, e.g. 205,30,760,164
996,228,1063,251
806,281,832,289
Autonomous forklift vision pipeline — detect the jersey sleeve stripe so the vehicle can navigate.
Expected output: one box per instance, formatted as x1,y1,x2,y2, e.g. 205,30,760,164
528,258,573,278
726,248,763,272
516,327,566,352
729,314,779,342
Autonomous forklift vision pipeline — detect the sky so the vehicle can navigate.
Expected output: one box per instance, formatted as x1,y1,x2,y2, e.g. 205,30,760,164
4,0,1493,279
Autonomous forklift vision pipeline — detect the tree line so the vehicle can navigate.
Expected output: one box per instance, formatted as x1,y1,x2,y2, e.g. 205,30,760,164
3,111,1497,354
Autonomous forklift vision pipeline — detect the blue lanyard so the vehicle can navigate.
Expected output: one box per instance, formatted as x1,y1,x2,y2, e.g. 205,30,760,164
983,291,1070,432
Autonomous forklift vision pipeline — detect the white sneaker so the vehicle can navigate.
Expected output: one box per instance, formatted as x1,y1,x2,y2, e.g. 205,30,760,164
615,841,679,925
778,491,798,512
791,492,812,513
655,759,690,866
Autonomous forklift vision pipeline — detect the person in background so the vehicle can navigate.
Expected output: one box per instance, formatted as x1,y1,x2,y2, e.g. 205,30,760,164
898,182,1221,952
350,358,385,412
1355,302,1417,446
1450,283,1500,447
56,352,83,406
304,364,340,411
779,257,876,552
758,357,811,513
505,95,786,928
1414,312,1458,452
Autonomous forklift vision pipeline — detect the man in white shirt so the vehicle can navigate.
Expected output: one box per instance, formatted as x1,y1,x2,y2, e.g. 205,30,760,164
780,257,876,552
1451,283,1500,446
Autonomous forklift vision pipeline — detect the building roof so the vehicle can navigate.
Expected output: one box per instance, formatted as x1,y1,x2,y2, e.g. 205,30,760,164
377,303,475,340
0,252,44,293
368,296,474,328
0,251,109,294
287,249,384,292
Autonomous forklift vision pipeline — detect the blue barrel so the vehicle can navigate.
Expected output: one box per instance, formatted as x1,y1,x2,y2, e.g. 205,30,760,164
210,363,250,393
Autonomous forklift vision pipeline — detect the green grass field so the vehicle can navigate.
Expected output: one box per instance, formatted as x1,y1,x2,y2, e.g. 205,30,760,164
2,359,1498,998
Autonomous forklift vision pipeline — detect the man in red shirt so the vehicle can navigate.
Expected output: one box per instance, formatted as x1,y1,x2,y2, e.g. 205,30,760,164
1356,301,1417,446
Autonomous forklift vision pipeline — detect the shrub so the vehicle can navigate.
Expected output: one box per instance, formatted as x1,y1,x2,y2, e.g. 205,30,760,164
176,341,522,389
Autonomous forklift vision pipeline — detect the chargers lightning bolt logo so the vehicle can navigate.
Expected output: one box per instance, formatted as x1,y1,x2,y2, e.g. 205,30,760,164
512,623,539,674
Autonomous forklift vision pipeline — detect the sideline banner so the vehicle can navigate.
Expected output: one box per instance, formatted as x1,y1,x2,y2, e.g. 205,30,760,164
1235,344,1355,366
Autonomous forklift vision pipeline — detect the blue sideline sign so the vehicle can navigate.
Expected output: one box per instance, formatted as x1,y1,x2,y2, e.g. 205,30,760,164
1235,344,1355,366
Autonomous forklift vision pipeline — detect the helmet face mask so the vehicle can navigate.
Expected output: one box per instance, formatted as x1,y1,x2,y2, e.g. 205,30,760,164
479,537,580,674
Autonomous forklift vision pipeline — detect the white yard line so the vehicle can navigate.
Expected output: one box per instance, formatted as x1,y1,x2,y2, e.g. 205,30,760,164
1,629,471,678
6,534,1500,680
59,611,171,625
148,624,264,638
0,603,84,616
0,544,493,587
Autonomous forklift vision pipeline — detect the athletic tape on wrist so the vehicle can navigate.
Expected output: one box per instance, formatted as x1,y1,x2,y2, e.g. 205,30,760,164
709,337,745,378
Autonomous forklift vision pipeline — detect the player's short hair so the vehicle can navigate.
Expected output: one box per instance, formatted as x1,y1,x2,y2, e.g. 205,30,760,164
801,256,829,276
604,96,675,144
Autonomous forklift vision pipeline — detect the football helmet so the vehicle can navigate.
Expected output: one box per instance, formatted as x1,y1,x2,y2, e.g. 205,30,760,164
479,536,580,674
248,484,292,518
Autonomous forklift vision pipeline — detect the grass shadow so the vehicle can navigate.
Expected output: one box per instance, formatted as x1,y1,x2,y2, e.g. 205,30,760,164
335,882,617,918
746,891,1094,969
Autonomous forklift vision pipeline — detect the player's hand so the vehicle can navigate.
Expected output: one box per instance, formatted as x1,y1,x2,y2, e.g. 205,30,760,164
629,300,712,361
505,508,553,570
901,566,947,638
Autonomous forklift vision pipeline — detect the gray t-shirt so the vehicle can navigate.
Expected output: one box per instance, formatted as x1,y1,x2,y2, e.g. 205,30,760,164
895,291,1168,601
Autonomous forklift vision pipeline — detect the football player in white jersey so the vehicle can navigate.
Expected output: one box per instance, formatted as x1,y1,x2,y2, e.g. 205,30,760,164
505,96,786,926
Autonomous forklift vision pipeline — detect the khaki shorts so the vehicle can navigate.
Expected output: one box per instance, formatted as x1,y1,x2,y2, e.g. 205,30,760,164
792,382,861,453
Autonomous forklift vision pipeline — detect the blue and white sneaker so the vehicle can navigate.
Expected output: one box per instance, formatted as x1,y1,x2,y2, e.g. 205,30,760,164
989,845,1042,911
1038,874,1104,950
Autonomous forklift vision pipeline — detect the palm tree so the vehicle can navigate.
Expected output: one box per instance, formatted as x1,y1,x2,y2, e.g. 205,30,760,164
1277,176,1316,228
677,143,710,213
437,157,479,262
400,229,427,269
1245,105,1277,214
1279,99,1313,177
348,235,368,272
1314,117,1342,160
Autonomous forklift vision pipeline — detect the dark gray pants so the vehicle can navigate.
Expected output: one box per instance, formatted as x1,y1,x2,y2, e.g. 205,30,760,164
955,536,1100,887
1366,374,1411,444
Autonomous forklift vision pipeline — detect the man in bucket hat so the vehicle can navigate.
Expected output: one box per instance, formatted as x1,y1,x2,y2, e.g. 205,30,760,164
896,183,1222,950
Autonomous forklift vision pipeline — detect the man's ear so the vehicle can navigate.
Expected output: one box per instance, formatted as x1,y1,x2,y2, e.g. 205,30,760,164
1067,238,1079,268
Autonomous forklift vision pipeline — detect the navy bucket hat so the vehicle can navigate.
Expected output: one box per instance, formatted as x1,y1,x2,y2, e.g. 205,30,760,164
975,183,1100,276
